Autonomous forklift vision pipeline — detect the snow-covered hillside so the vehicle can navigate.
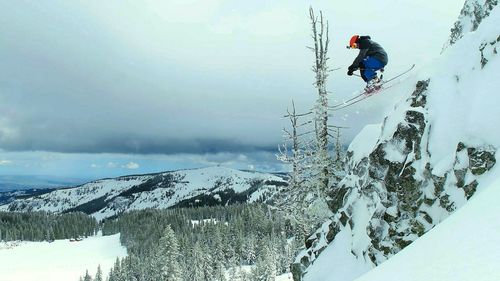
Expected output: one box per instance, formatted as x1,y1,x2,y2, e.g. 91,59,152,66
293,1,500,280
0,233,127,281
0,167,287,220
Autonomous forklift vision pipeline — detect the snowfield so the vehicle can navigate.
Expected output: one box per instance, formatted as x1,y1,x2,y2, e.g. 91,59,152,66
0,234,127,281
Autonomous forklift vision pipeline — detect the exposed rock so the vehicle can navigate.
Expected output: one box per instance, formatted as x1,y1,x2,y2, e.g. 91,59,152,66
468,146,496,175
326,222,339,242
292,78,497,280
445,0,498,49
464,180,479,199
326,185,349,214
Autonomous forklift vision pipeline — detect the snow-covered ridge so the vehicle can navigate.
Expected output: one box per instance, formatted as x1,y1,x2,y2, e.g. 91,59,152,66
0,166,287,220
292,1,500,280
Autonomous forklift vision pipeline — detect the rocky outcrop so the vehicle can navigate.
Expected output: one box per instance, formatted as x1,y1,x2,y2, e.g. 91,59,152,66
291,79,496,280
444,0,498,49
479,34,500,68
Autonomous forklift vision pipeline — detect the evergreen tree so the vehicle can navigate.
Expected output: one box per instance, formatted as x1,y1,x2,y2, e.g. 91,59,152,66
156,225,182,281
95,265,103,281
107,267,115,281
0,211,98,242
83,270,93,281
243,234,257,265
213,261,226,281
189,241,206,281
227,254,240,281
201,243,214,281
95,204,300,281
112,258,122,281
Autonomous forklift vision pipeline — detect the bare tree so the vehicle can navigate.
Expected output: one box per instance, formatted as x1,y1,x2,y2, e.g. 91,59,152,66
308,6,331,194
277,100,313,188
276,7,347,235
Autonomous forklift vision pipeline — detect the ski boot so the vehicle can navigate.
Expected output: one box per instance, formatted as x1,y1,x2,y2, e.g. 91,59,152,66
364,76,382,94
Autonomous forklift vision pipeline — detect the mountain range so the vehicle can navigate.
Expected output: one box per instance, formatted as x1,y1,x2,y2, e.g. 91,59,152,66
0,166,287,221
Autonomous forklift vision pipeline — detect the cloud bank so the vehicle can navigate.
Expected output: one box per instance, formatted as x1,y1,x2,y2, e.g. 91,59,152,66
0,1,463,157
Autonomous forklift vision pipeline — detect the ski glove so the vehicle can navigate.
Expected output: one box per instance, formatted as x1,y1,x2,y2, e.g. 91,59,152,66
347,65,357,76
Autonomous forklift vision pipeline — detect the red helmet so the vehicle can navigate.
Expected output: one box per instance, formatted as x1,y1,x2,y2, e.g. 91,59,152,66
349,35,359,49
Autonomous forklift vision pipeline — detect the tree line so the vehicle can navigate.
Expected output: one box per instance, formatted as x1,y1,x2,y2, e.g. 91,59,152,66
0,211,98,241
80,204,301,281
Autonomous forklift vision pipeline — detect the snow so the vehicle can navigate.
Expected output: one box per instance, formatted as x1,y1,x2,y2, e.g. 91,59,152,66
345,195,379,258
424,7,500,166
222,265,293,280
347,123,381,164
0,234,127,281
0,176,149,215
356,175,500,281
122,167,283,214
302,195,381,281
190,218,222,227
302,3,500,281
276,272,294,280
1,166,286,221
304,226,373,281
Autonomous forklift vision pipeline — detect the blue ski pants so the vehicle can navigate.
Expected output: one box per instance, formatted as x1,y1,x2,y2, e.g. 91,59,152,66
361,57,385,82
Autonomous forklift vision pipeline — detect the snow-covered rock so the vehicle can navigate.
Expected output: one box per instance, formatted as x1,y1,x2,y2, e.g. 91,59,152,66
0,166,287,220
292,1,500,280
355,173,500,281
444,0,497,49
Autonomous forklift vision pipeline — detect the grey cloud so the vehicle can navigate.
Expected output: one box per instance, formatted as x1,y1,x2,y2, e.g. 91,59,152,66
0,1,463,157
0,1,299,155
0,133,277,155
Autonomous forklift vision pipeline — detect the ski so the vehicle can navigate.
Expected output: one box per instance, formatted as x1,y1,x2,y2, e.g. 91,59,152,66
330,82,399,111
378,63,415,85
328,92,366,109
329,64,415,110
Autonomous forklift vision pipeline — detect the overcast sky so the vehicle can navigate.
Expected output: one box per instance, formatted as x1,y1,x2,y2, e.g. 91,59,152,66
0,0,463,179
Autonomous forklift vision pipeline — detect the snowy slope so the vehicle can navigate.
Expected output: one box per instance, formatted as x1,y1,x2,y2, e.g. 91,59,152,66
0,166,287,220
356,171,500,281
0,233,127,281
293,1,500,280
444,0,497,48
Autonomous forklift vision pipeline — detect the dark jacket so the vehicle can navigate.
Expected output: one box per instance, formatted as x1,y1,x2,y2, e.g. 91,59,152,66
349,36,388,70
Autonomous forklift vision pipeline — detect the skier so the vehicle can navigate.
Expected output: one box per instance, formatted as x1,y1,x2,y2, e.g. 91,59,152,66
347,35,388,92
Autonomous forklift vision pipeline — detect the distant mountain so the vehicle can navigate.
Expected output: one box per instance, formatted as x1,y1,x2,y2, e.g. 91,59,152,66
0,188,57,206
0,175,91,205
0,167,288,220
0,175,90,191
